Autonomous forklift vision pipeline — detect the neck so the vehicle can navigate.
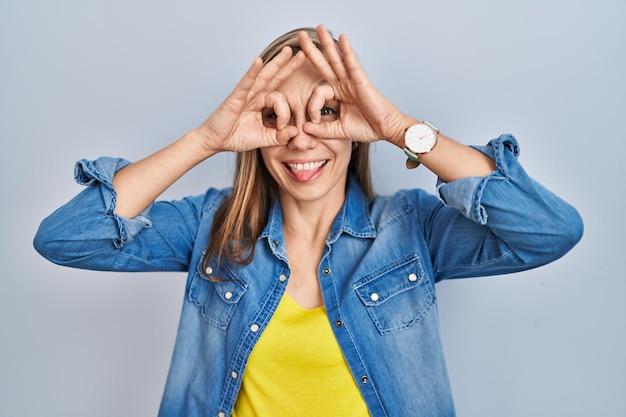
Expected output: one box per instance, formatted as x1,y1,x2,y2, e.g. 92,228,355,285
279,195,344,245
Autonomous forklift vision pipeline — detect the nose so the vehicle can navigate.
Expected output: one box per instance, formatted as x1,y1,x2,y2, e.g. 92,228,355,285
287,115,317,151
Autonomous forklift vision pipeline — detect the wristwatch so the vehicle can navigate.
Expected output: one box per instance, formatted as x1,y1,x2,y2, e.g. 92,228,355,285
403,121,439,169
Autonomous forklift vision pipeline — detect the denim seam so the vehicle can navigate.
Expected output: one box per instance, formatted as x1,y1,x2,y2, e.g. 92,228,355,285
436,248,514,274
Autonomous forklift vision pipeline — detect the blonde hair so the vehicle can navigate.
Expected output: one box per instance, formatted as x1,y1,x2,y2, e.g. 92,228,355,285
203,27,373,274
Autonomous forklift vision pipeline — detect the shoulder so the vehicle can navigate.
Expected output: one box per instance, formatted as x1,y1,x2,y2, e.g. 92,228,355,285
370,188,442,216
367,188,444,233
200,187,233,211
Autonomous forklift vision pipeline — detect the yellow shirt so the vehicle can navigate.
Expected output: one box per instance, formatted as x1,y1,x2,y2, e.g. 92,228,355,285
232,293,370,417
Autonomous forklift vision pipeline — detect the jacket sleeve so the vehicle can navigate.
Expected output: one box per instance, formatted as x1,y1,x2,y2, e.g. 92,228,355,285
423,134,583,280
33,157,226,272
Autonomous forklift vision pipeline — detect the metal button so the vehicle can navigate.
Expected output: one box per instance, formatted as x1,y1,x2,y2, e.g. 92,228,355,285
250,324,260,332
335,320,343,327
322,267,330,275
231,371,238,379
408,273,418,282
360,375,369,383
370,293,380,302
272,240,279,247
205,266,213,275
218,412,226,417
278,274,287,282
224,291,233,300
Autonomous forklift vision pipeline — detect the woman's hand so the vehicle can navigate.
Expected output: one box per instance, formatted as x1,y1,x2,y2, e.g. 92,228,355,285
194,46,306,154
111,47,305,218
298,25,414,148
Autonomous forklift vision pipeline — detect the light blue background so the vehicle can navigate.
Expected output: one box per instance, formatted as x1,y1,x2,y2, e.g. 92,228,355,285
1,0,624,416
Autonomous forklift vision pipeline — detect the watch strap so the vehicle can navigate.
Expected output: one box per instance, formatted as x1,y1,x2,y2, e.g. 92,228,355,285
404,148,421,169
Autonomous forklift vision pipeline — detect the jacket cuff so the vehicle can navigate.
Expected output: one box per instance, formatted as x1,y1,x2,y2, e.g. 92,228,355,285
436,134,520,225
74,157,151,248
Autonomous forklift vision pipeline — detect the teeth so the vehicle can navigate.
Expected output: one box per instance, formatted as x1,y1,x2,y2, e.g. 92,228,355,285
287,161,325,171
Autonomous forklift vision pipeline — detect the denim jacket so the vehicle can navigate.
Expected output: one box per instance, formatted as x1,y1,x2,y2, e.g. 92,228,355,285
34,135,583,417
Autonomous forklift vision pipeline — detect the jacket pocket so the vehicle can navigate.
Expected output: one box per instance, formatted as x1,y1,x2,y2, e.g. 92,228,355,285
353,254,435,335
187,256,247,330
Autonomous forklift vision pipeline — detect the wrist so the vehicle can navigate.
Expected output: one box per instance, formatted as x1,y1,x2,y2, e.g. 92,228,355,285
182,129,220,160
389,115,419,148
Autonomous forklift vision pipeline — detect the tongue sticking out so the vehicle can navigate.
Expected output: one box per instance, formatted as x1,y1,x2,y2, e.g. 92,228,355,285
286,161,327,182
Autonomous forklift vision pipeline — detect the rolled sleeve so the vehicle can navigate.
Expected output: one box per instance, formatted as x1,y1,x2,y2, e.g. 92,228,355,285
74,157,151,248
434,133,582,272
436,134,519,225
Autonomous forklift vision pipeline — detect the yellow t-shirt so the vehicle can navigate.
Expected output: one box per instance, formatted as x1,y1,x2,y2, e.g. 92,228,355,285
232,293,370,417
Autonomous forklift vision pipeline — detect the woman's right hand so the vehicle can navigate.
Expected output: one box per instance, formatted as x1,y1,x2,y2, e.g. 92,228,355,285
194,47,306,155
111,47,304,218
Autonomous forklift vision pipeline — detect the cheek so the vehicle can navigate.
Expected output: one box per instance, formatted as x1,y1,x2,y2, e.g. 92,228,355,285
335,142,354,166
259,148,282,178
259,147,275,166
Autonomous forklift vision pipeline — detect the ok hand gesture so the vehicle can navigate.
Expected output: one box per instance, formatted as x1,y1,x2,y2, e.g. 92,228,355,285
298,25,414,148
195,46,306,153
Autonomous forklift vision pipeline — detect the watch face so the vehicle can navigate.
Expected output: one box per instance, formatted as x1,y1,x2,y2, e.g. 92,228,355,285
405,123,437,154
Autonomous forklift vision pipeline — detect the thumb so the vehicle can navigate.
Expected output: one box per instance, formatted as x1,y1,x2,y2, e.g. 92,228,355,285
302,121,346,140
274,125,298,145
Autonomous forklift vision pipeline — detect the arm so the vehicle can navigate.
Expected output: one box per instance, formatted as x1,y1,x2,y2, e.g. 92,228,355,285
298,25,495,182
422,135,583,280
34,47,308,269
113,47,306,218
299,25,582,274
33,160,221,272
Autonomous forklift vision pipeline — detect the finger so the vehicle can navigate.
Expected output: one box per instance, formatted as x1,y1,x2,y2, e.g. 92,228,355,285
337,33,371,87
226,57,264,104
263,50,306,93
275,125,298,144
316,25,350,82
249,46,294,95
264,91,291,130
302,120,345,140
298,30,338,85
307,84,335,124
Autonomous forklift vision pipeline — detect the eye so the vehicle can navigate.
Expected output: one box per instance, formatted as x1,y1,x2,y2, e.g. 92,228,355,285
320,106,334,116
261,108,277,128
319,102,340,121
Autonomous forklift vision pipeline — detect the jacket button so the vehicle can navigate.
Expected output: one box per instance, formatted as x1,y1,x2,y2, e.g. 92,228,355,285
224,291,233,300
360,375,369,383
205,266,213,275
218,412,226,417
231,371,238,379
370,293,379,302
322,267,330,275
278,274,287,282
272,240,279,247
408,273,418,282
335,319,343,327
250,323,260,332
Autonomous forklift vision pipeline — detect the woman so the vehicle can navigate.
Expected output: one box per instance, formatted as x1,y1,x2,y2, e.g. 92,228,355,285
34,25,583,416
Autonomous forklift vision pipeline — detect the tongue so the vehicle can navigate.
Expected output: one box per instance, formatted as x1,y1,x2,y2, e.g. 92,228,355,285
291,168,321,182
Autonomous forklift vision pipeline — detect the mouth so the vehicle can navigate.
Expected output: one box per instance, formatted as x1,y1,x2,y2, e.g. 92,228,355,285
283,159,329,182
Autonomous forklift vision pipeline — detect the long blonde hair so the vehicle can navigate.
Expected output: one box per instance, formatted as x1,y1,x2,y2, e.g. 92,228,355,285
203,27,373,274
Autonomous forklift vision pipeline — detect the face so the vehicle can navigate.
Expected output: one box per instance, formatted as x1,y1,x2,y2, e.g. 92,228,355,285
260,60,352,209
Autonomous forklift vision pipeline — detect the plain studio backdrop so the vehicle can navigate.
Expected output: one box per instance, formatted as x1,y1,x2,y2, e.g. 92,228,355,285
1,0,624,416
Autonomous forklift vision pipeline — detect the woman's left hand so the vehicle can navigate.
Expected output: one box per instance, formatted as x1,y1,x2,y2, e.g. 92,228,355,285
298,25,414,147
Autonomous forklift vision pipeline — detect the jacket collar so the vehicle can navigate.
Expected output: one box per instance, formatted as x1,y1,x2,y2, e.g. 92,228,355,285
261,175,376,256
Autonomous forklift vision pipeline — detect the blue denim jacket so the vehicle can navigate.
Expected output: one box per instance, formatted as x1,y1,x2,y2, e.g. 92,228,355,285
34,135,583,417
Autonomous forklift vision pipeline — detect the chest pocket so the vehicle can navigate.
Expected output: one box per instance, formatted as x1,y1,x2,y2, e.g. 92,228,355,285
187,255,247,330
354,254,435,335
